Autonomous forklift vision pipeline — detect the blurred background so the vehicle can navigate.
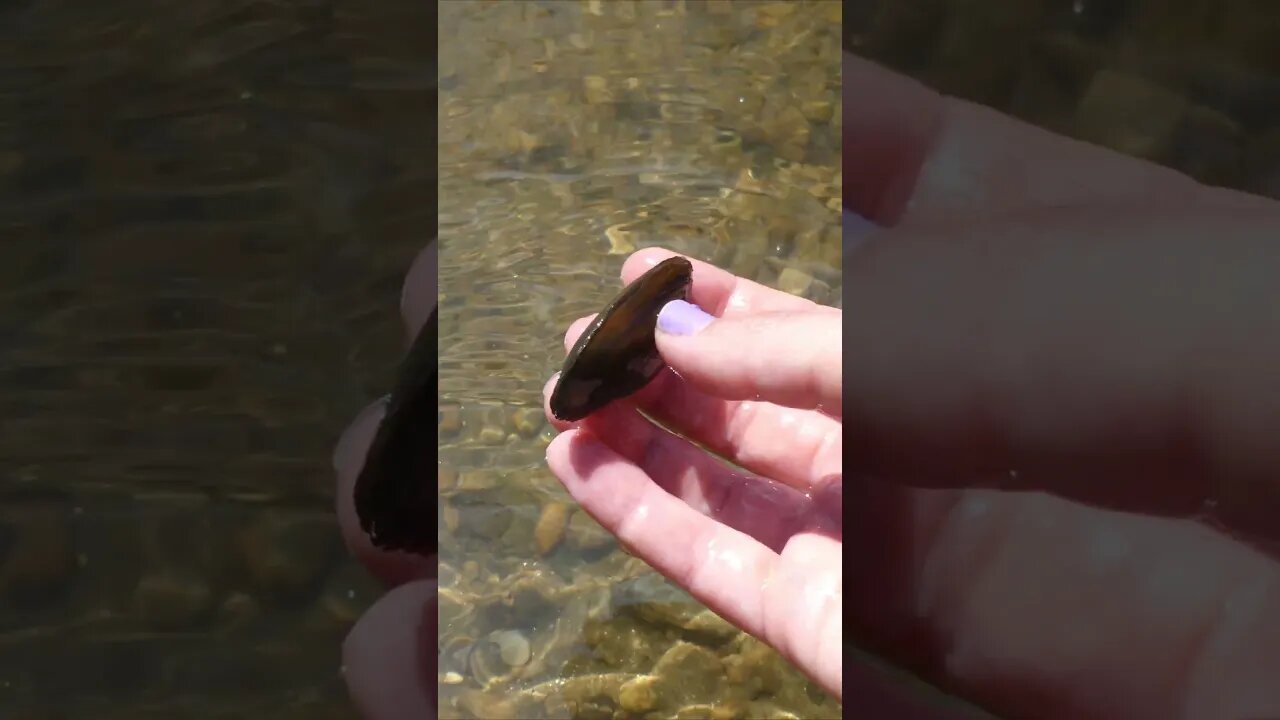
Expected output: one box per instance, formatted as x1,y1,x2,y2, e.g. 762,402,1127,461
437,2,840,719
5,0,1275,717
849,0,1280,198
0,1,432,718
846,0,1280,717
0,0,844,718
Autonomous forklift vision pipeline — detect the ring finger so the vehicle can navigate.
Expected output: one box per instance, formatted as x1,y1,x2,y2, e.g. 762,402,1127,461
543,376,825,552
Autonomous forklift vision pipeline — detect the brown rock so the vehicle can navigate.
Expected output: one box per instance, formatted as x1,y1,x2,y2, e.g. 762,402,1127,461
1074,70,1188,160
133,570,213,630
533,501,570,555
509,407,544,438
236,510,338,603
776,267,814,297
439,403,461,435
0,497,76,607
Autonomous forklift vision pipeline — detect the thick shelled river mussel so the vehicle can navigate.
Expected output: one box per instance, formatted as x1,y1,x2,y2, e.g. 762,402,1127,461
355,255,695,554
550,256,694,422
354,307,439,556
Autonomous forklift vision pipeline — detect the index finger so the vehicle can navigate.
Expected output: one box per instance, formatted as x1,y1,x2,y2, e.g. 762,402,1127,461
844,206,1280,545
621,247,839,318
843,53,1268,224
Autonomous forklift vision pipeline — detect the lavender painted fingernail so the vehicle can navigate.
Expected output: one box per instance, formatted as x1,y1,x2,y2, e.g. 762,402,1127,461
657,299,714,336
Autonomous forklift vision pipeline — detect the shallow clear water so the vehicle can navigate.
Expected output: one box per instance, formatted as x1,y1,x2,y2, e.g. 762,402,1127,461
437,1,841,718
0,2,431,717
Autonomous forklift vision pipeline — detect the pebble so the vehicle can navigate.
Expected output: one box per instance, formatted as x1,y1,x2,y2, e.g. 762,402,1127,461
0,497,76,607
438,464,458,492
439,404,462,435
651,642,727,706
799,100,833,124
236,511,338,603
216,591,262,630
754,2,796,28
534,502,570,556
509,407,544,438
490,629,532,666
605,223,636,256
132,570,213,630
456,469,500,491
442,502,460,533
477,425,506,444
582,75,612,104
471,504,515,541
314,560,379,626
1074,70,1188,159
619,675,659,712
776,267,813,297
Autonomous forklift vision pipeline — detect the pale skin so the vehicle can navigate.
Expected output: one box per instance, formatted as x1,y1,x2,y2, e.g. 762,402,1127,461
334,52,1280,720
541,248,844,700
333,240,845,717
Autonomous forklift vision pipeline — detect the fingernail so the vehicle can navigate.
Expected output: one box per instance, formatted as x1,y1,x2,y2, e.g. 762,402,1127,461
657,299,714,336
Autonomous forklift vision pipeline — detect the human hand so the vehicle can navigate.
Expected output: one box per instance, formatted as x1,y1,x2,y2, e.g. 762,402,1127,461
333,242,438,720
542,248,843,700
844,51,1280,719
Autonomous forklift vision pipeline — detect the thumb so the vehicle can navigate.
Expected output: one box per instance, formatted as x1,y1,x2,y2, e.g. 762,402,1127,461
655,300,842,418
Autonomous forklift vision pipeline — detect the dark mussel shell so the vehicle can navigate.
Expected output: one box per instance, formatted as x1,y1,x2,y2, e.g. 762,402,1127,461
550,256,693,422
353,307,438,556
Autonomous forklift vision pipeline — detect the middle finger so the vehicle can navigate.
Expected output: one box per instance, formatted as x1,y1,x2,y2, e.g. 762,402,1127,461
543,376,821,553
558,315,842,493
848,480,1280,719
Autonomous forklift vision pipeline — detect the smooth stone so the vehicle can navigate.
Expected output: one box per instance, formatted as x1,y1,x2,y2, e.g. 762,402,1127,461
1074,69,1188,159
236,511,338,603
619,675,659,712
776,267,814,297
534,502,570,556
133,570,213,630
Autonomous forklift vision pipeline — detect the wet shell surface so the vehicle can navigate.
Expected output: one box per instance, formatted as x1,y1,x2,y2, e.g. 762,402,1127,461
549,256,693,422
353,306,438,556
